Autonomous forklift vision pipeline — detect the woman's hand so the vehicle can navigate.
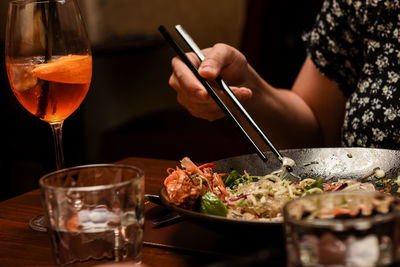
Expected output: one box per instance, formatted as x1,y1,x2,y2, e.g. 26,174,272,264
169,43,254,121
169,42,345,148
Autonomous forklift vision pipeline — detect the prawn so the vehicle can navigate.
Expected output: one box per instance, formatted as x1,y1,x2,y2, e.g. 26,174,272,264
164,157,228,209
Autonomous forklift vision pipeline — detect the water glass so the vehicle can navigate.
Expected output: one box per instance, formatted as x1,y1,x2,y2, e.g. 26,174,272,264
40,164,144,266
283,191,400,267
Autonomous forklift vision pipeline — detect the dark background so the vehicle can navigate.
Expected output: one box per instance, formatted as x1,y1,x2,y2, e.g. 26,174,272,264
0,0,322,201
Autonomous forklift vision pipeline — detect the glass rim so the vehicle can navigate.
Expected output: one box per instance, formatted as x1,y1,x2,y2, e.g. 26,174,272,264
39,163,144,192
283,191,400,229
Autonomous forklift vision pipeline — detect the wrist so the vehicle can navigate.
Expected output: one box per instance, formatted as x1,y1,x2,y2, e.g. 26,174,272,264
245,64,274,97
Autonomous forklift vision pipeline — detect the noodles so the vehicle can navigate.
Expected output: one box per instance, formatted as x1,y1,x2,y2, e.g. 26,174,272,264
225,174,377,222
164,157,380,222
222,157,378,221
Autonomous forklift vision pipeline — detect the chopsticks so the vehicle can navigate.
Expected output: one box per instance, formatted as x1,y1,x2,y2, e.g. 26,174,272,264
158,25,289,169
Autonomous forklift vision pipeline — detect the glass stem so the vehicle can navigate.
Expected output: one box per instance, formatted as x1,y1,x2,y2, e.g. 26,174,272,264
50,121,65,170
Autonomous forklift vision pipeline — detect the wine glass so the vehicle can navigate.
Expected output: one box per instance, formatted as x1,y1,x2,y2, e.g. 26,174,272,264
5,0,92,232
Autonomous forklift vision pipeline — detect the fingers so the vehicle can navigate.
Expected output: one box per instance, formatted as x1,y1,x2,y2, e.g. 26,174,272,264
169,52,222,120
168,45,252,122
230,86,253,101
177,93,225,121
174,84,253,121
169,53,209,100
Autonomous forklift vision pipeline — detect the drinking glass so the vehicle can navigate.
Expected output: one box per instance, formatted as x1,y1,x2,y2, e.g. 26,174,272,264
40,164,145,266
5,0,92,231
283,192,400,267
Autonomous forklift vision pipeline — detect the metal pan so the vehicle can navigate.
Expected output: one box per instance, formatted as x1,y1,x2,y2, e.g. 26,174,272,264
159,147,400,234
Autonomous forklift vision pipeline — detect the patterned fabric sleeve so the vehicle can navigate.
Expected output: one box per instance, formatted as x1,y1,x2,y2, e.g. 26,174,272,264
302,0,363,98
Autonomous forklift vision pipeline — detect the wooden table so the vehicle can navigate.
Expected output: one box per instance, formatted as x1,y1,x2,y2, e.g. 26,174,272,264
0,157,285,266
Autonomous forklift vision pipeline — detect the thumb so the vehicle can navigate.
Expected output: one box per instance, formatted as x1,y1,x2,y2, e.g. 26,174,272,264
198,44,234,80
199,58,221,80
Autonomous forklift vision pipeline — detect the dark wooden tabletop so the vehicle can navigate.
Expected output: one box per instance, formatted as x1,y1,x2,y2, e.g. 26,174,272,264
0,158,222,267
0,157,286,267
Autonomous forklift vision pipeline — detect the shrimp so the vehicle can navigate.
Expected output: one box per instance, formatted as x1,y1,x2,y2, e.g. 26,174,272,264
164,157,228,209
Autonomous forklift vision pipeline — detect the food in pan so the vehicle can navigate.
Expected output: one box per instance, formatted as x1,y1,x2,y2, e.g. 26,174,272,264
224,170,376,221
163,157,388,221
164,157,228,209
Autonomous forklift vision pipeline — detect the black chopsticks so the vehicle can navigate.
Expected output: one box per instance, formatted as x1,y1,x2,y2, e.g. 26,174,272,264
158,25,288,166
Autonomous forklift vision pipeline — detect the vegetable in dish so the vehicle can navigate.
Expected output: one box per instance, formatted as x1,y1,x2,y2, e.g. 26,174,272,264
163,157,381,221
200,192,228,217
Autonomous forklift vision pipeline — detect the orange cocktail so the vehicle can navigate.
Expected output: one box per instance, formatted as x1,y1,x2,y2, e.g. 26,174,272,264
7,55,92,123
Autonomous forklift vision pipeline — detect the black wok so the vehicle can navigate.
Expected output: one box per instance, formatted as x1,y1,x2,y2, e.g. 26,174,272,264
159,147,400,234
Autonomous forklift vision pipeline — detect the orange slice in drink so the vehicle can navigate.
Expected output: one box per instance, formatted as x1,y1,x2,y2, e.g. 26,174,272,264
32,54,92,84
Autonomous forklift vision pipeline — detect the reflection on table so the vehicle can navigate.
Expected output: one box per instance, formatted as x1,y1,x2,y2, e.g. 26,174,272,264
0,157,286,266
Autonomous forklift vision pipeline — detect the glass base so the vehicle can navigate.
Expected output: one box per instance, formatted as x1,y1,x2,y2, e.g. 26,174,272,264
29,214,48,232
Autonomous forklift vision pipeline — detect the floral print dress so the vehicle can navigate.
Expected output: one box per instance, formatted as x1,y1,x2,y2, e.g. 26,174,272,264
303,0,400,148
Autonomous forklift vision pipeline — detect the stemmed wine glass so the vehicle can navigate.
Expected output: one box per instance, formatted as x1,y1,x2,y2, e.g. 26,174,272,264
5,0,92,232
